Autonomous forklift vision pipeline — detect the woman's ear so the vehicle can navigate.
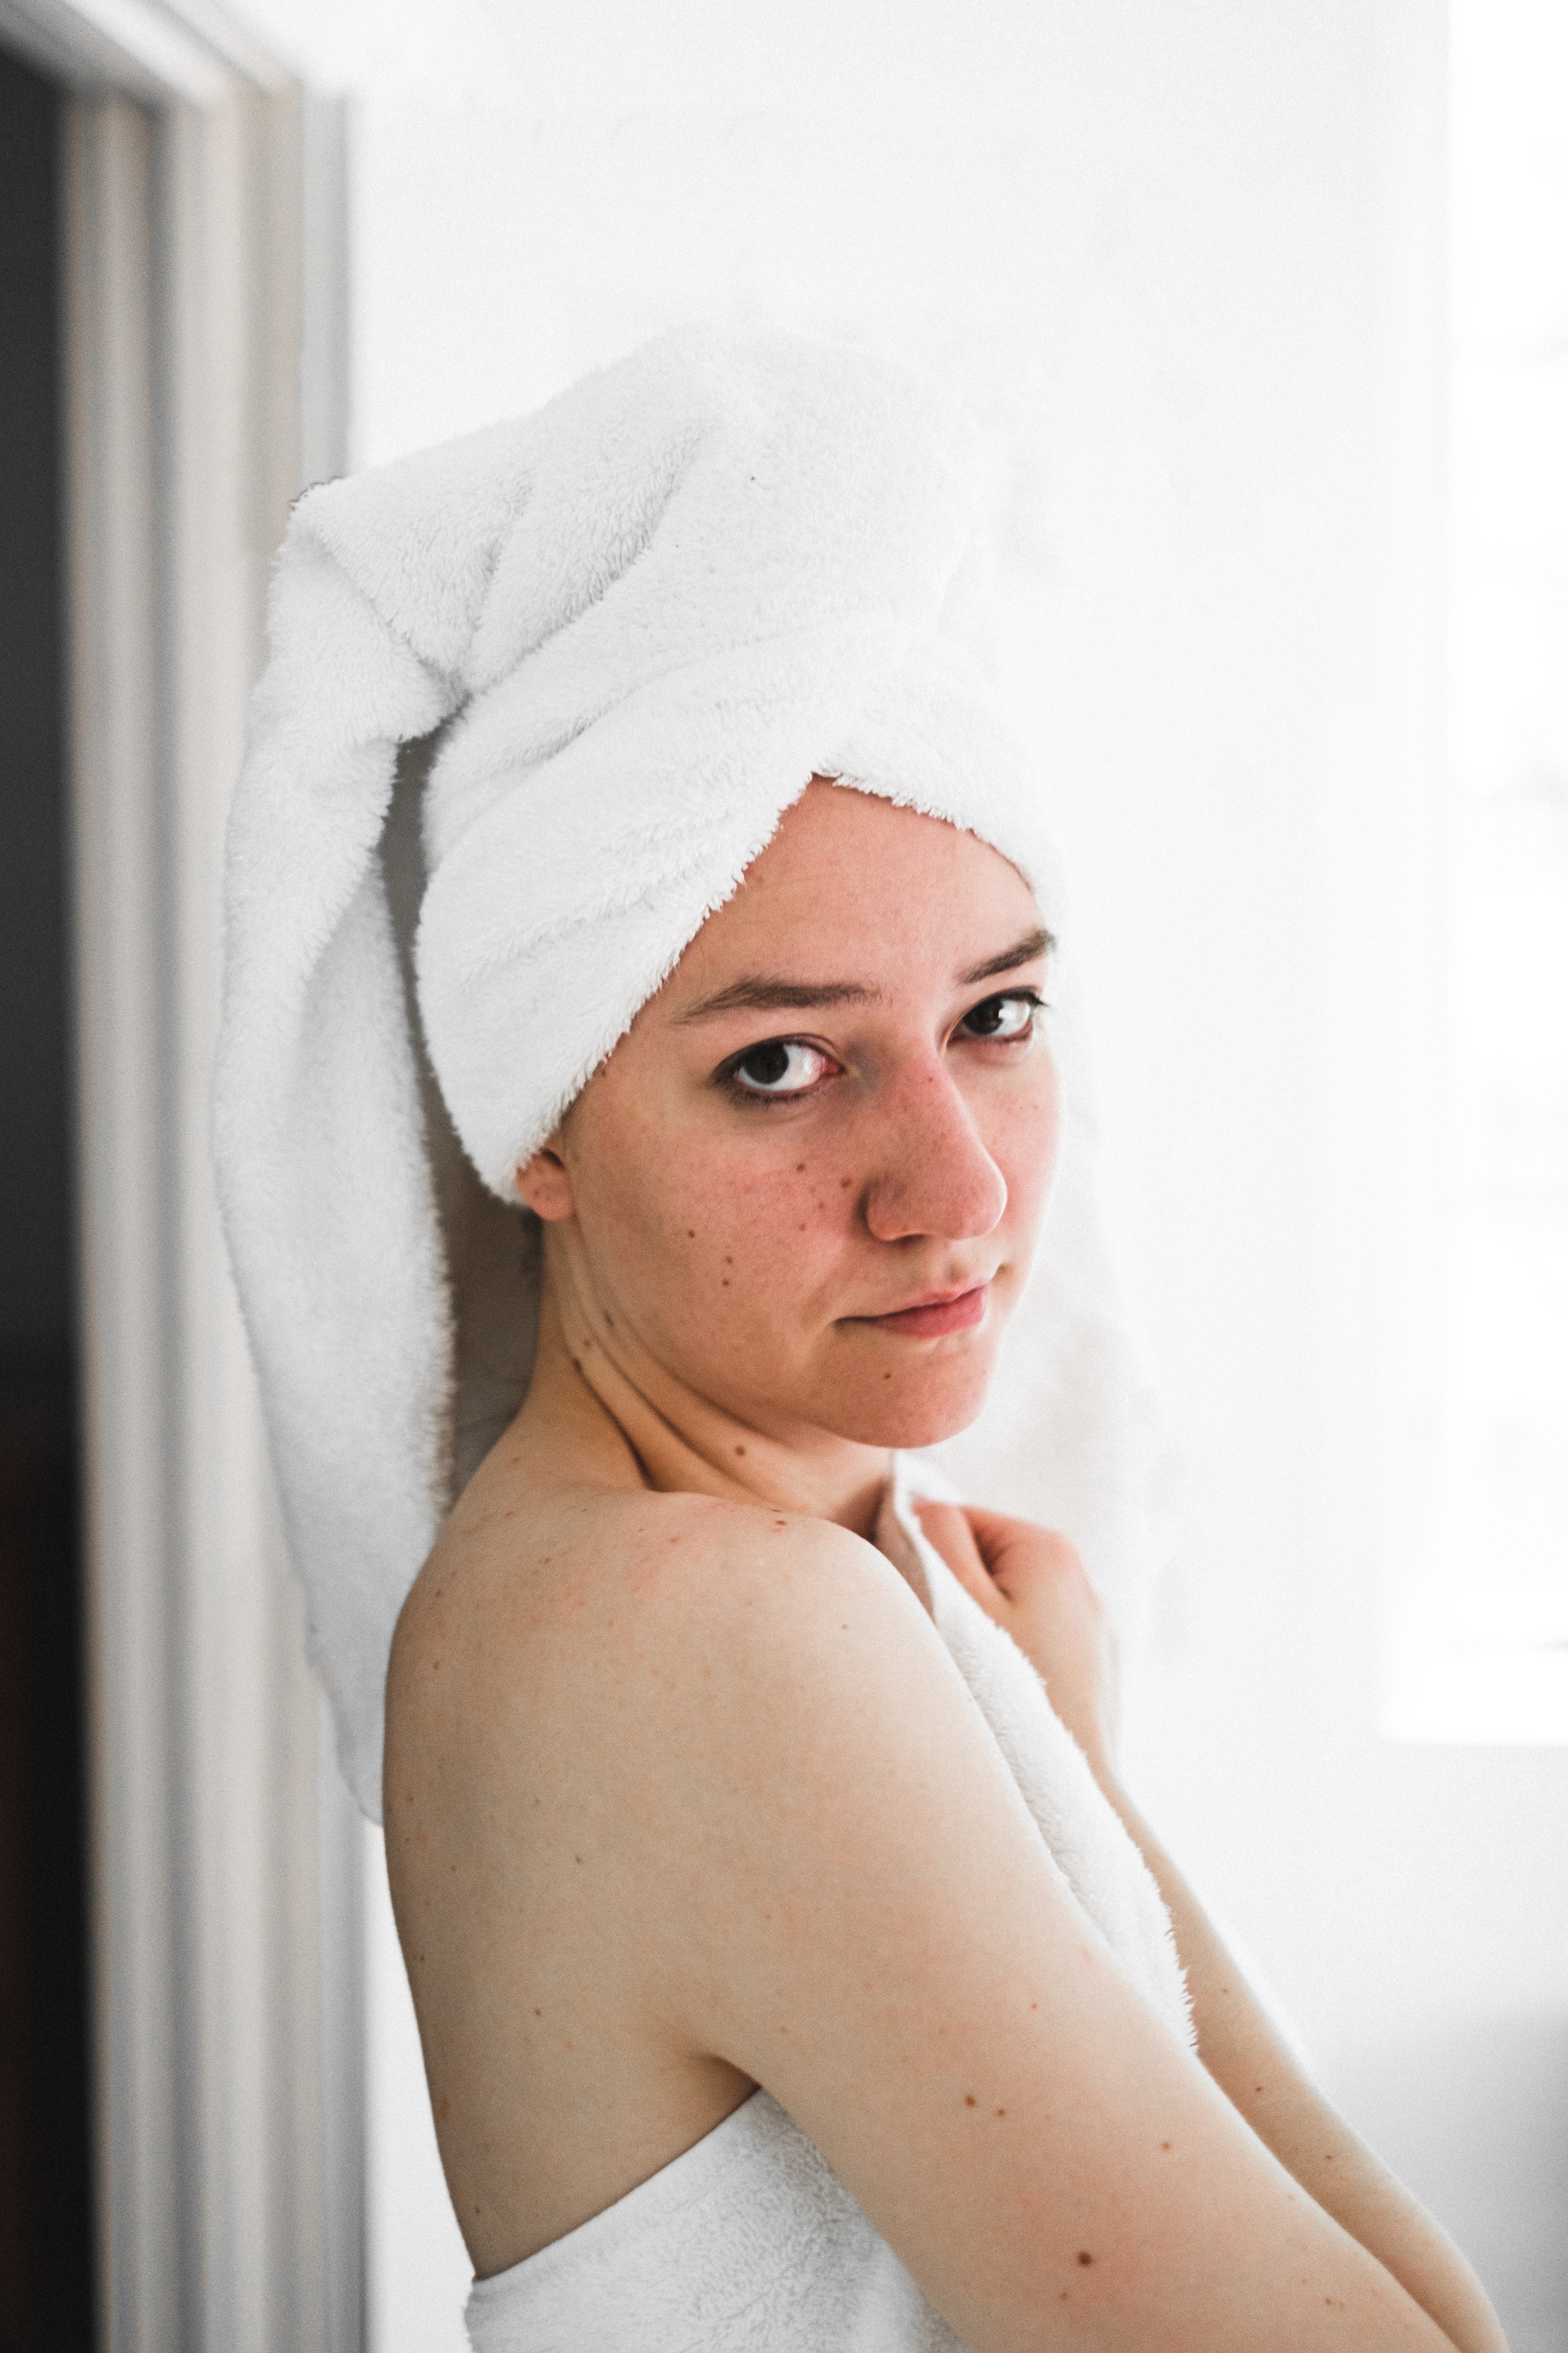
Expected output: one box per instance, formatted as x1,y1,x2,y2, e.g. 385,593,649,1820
515,1139,575,1222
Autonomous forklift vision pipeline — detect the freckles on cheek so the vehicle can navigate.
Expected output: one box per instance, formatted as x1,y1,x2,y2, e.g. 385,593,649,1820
663,1152,836,1301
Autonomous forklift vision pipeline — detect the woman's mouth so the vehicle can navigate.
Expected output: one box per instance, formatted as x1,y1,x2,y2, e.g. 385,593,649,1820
859,1282,990,1340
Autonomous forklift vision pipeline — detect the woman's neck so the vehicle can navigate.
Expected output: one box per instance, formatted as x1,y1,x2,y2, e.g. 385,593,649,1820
519,1227,892,1540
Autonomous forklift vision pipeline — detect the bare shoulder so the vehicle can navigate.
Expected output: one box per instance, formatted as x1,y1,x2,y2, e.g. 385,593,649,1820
387,1478,935,1810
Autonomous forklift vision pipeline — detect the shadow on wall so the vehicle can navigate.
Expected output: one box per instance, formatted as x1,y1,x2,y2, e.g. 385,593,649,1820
1328,2013,1568,2353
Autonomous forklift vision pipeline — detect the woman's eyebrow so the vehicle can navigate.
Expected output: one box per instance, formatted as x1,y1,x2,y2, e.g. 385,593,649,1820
676,976,878,1023
677,929,1055,1024
959,927,1054,985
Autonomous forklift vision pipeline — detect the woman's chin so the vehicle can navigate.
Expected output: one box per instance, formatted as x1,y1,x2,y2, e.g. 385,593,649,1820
815,1349,997,1452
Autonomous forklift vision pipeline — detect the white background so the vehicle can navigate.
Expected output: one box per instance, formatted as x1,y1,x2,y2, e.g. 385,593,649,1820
234,2,1568,2344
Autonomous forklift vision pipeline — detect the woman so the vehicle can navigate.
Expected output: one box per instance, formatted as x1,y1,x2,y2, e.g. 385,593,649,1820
216,331,1508,2350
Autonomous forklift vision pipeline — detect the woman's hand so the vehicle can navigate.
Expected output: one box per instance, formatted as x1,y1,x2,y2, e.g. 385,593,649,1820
912,1501,1120,1783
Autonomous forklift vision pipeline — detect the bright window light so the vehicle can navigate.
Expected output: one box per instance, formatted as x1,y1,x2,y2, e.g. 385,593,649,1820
1391,0,1568,1740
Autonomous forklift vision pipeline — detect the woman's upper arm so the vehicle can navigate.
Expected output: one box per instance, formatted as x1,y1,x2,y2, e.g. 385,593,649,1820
623,1518,1461,2353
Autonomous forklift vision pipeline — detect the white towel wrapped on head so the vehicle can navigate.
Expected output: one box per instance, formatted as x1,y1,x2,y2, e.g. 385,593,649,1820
214,326,1163,1823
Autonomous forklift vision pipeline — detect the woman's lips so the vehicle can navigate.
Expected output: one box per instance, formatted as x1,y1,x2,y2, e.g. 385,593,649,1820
860,1282,989,1340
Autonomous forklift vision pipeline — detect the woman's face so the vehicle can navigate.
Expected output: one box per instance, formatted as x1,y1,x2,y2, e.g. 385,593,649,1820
524,780,1061,1451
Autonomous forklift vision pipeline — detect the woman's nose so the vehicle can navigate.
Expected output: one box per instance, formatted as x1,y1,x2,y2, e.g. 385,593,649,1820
862,1061,1007,1242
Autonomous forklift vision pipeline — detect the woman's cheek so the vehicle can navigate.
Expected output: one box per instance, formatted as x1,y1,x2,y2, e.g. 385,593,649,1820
652,1146,840,1331
993,1063,1061,1238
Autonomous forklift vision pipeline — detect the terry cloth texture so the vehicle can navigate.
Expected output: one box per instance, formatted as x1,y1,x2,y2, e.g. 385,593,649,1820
214,326,1165,1821
462,1470,1191,2352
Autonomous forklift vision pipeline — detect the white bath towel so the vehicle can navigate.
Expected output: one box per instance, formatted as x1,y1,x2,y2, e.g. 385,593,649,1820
214,327,1166,1822
883,1462,1189,2038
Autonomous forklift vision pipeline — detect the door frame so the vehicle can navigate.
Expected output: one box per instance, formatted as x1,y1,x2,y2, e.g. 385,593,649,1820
0,5,361,2346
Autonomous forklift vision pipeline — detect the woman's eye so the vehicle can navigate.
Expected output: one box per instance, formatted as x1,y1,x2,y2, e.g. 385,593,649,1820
961,992,1040,1042
729,1039,834,1097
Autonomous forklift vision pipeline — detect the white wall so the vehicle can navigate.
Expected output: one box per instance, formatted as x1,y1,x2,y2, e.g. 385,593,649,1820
237,3,1568,2346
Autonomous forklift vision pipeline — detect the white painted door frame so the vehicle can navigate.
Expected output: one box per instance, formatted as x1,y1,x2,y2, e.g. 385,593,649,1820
0,5,362,2347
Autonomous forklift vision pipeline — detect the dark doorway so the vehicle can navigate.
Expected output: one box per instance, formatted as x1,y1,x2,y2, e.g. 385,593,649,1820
0,43,98,2353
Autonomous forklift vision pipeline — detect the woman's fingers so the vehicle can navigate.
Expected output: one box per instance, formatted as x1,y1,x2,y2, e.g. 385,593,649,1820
912,1499,1118,1773
959,1504,1085,1598
909,1499,1008,1625
910,1498,1078,1605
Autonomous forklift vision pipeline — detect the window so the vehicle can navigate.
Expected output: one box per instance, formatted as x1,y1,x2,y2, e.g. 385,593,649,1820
1388,0,1568,1740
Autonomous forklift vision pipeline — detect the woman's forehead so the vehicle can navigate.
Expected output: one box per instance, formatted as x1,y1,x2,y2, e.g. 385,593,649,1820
657,782,1044,1019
